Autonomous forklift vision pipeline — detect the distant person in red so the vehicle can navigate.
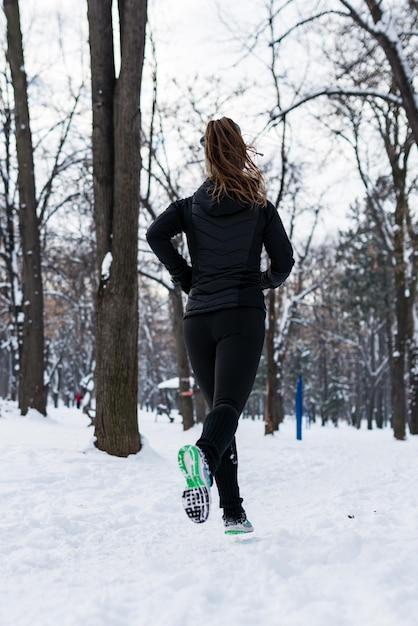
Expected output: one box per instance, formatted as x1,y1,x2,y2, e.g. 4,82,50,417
74,392,82,409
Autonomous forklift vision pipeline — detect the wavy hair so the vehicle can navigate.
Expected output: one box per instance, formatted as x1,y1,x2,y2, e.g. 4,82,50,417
203,117,267,207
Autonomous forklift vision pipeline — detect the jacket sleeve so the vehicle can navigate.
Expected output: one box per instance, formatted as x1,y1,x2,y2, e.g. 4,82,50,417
260,203,295,289
146,200,192,294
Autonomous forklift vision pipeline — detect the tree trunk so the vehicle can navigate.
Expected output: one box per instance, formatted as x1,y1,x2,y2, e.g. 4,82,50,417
366,383,376,430
87,0,115,260
391,192,408,440
169,285,194,430
88,0,147,456
264,290,279,434
409,343,418,434
5,0,46,415
194,386,206,423
3,106,20,401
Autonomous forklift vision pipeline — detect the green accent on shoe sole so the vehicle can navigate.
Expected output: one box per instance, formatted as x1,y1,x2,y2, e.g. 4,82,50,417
178,445,206,489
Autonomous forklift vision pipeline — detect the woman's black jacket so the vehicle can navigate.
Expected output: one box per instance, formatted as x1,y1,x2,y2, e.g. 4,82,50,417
146,181,294,318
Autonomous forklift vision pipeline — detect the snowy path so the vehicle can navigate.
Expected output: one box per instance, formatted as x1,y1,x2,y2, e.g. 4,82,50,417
1,402,417,626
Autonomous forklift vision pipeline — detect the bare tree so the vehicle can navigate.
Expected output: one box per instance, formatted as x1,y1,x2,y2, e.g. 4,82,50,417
269,1,418,148
255,0,418,438
313,25,417,438
235,1,321,434
1,9,88,409
339,0,418,144
4,0,46,415
0,70,20,400
87,0,147,456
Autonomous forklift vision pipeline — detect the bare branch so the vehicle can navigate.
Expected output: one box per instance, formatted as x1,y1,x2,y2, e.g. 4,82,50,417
270,88,402,123
337,0,374,32
138,268,172,292
339,0,418,144
270,10,350,45
37,90,83,224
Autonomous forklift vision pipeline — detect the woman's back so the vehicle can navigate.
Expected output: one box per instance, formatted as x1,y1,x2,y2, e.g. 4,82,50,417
180,181,267,315
146,116,294,315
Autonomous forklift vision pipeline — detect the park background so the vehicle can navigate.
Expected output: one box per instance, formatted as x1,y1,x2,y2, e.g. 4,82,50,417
1,2,418,623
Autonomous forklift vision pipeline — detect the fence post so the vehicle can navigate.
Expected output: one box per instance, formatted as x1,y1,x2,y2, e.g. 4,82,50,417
296,374,303,440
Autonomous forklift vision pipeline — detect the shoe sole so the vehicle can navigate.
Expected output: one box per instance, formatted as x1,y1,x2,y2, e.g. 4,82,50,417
224,525,254,535
178,445,211,524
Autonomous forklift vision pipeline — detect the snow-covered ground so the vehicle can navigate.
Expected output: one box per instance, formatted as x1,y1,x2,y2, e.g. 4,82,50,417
1,400,417,626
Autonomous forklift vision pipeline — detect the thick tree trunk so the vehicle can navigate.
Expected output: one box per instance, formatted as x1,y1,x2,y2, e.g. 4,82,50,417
169,286,194,430
88,0,147,456
5,0,46,415
87,0,115,259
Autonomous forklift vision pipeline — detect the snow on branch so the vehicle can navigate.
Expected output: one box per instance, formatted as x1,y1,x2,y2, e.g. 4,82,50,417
277,283,320,339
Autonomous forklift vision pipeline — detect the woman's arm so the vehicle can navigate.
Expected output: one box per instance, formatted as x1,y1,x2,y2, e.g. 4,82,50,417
146,200,192,293
260,203,295,289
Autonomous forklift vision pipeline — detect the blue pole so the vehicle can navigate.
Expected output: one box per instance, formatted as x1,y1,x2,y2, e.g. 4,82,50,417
296,375,303,440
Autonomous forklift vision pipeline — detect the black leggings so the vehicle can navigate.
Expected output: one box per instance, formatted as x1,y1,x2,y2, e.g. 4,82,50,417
183,307,265,512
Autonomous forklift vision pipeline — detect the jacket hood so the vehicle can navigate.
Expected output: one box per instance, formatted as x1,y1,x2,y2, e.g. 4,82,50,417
193,180,247,216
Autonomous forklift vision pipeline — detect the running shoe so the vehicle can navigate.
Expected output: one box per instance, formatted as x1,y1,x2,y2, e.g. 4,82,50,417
223,510,254,535
178,444,211,523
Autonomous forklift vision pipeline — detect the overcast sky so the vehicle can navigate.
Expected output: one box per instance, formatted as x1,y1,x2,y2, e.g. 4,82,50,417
22,0,255,84
18,0,357,236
